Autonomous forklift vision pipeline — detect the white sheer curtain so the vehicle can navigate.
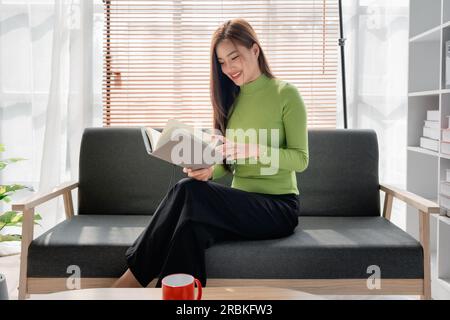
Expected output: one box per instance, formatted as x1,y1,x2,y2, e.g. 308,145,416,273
38,0,93,232
0,0,103,235
338,0,409,229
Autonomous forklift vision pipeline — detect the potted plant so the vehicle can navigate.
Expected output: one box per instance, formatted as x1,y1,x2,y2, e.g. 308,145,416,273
0,144,41,255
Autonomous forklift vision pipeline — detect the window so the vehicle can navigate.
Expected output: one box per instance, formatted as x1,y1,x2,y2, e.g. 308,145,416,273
103,0,339,128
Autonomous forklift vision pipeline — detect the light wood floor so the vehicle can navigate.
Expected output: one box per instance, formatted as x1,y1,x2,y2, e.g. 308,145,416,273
0,255,419,300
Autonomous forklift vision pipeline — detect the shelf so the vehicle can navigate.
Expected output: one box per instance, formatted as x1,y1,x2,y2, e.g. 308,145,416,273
409,0,442,39
409,25,441,42
407,89,450,96
408,90,441,96
408,146,439,157
409,21,450,43
437,278,450,291
444,0,450,25
409,40,441,92
442,25,450,89
431,213,441,220
431,251,437,276
407,96,440,147
438,214,450,225
409,0,450,300
438,215,450,282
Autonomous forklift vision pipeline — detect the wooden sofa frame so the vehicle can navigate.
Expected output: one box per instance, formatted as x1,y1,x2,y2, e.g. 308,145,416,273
12,182,440,300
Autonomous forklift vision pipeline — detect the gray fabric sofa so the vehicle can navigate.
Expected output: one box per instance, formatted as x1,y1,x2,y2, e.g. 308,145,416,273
13,128,440,299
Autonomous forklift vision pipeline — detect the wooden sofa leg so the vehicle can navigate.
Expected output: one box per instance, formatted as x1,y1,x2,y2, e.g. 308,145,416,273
18,208,34,300
419,210,431,300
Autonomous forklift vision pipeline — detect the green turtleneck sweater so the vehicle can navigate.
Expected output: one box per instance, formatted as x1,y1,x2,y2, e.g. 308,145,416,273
211,73,309,195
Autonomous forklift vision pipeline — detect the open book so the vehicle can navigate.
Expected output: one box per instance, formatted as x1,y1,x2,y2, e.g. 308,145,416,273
141,118,224,170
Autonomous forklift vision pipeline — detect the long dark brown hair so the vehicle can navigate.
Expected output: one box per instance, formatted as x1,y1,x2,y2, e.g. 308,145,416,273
210,18,274,173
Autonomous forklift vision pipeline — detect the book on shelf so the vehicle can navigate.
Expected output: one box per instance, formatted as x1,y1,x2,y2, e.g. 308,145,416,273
427,110,440,121
447,169,450,182
446,40,450,89
443,129,450,142
420,137,439,151
141,118,224,170
424,120,440,129
423,126,440,140
440,193,450,217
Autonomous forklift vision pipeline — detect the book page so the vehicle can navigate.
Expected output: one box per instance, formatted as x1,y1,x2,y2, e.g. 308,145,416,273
157,118,203,149
151,134,223,170
145,119,223,168
145,118,223,169
145,127,161,151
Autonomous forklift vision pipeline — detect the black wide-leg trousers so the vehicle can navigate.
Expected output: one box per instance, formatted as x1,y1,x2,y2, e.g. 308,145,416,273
125,177,300,288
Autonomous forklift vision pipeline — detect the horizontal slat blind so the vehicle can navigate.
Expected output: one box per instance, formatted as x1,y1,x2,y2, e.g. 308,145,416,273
103,0,338,129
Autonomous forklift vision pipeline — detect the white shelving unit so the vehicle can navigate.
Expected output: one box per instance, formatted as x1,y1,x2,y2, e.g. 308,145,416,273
408,0,450,299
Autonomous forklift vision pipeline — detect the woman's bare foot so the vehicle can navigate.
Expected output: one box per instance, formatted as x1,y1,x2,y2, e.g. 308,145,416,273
112,269,142,288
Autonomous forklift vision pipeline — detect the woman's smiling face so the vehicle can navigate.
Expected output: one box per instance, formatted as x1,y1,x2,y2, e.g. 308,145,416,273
215,39,261,86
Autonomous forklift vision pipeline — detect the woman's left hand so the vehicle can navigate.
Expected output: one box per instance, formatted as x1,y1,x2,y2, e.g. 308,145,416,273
213,135,259,161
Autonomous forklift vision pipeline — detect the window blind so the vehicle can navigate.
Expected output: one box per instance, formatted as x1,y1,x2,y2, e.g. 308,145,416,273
103,0,339,129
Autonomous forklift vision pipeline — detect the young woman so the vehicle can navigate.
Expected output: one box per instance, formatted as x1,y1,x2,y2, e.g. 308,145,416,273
113,18,309,288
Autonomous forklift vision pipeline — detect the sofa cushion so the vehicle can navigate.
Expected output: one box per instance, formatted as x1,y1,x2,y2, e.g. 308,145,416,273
206,216,423,279
28,215,423,280
295,130,380,217
78,128,186,215
78,128,380,217
28,215,152,278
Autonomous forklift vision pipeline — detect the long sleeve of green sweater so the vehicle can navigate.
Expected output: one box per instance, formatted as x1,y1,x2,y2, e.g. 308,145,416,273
211,74,309,195
257,83,308,172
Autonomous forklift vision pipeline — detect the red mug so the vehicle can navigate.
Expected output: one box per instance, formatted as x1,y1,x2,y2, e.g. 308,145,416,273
162,273,202,300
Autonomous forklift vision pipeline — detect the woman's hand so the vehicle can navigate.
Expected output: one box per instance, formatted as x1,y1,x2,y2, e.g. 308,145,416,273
183,166,213,181
212,134,259,162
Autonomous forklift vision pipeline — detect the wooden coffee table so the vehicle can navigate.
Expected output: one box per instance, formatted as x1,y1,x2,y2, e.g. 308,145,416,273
29,286,321,300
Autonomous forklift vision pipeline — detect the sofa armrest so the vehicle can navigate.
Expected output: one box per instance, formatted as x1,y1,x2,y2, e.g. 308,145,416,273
12,180,78,300
12,181,78,212
380,183,440,215
380,183,438,300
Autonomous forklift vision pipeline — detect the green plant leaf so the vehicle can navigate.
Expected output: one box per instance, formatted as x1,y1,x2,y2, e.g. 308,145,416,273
7,214,23,225
0,234,21,242
33,213,42,227
0,211,43,228
0,146,37,236
0,185,27,203
3,222,21,228
5,184,26,193
11,213,22,224
0,158,27,171
0,211,18,224
3,157,27,163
